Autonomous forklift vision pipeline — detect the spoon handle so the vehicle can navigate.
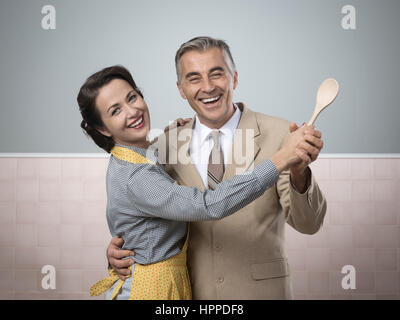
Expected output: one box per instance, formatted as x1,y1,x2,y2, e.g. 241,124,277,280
308,110,319,126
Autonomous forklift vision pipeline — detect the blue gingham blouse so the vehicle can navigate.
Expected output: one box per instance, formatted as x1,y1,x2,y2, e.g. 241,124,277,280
106,144,279,265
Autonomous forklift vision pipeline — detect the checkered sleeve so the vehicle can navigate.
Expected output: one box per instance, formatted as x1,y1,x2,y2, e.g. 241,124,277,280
127,158,279,221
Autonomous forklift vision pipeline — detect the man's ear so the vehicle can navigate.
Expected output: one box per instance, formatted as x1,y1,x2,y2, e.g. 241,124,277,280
233,71,238,90
177,81,187,100
96,126,112,137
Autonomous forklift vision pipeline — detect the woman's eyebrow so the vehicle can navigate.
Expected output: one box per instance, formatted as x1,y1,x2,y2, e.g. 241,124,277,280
107,103,119,113
126,89,135,99
107,90,135,113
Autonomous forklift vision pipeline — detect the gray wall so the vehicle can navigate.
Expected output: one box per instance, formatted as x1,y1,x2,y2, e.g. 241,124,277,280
0,0,399,153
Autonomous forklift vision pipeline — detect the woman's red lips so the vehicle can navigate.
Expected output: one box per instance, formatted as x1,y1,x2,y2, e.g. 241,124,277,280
133,118,145,129
127,115,145,129
128,115,142,127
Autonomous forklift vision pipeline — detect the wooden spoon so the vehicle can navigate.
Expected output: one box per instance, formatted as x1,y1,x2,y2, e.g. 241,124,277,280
308,78,339,126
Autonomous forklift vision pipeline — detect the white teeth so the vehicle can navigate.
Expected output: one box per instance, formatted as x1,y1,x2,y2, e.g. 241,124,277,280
128,116,143,128
201,96,221,103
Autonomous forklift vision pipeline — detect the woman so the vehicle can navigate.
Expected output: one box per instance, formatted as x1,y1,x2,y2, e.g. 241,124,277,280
77,65,308,300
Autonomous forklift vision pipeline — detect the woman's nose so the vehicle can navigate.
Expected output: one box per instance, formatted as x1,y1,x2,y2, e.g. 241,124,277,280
125,104,139,118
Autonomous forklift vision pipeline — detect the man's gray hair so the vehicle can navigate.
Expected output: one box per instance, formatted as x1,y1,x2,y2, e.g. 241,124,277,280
175,36,236,83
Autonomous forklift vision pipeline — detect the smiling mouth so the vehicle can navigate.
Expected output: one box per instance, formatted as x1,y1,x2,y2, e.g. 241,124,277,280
128,116,144,129
199,95,222,105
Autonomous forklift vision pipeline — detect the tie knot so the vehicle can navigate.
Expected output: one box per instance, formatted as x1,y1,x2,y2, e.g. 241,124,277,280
209,130,221,146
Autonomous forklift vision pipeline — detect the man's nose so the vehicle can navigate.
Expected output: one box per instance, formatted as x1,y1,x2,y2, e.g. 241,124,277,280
200,78,215,94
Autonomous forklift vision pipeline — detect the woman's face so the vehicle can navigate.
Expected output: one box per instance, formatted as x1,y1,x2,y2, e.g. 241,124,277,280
95,78,150,148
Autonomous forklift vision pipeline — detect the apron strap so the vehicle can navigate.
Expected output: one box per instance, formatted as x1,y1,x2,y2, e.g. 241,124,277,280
89,267,132,298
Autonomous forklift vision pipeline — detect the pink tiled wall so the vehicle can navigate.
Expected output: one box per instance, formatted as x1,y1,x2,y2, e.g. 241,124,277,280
0,158,110,299
0,157,399,300
287,158,400,300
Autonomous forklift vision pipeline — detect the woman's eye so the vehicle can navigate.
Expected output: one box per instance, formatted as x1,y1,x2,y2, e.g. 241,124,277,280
129,94,137,102
111,107,120,116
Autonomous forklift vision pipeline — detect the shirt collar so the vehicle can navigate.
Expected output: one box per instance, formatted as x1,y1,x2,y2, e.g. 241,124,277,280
219,103,241,137
114,143,158,162
193,104,242,146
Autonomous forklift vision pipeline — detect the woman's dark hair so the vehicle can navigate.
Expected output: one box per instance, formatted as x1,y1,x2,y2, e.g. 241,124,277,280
77,65,143,153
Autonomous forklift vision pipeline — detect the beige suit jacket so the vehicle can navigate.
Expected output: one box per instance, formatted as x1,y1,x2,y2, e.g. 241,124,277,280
158,103,327,299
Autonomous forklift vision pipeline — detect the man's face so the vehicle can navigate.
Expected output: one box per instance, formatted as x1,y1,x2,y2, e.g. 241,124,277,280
177,48,238,129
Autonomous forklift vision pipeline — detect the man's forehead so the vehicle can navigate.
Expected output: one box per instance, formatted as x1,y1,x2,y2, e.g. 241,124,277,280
180,48,228,71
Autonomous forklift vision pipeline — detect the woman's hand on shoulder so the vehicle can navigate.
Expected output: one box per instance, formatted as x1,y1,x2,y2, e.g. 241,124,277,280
164,117,192,132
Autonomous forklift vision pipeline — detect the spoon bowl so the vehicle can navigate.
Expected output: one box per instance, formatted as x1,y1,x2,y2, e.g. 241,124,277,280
308,78,339,126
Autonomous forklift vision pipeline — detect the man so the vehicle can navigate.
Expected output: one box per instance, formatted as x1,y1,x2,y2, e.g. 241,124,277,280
107,36,326,299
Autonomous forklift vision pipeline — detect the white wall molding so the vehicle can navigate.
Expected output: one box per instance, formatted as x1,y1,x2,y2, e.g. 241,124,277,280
319,153,400,159
0,153,400,158
0,153,110,158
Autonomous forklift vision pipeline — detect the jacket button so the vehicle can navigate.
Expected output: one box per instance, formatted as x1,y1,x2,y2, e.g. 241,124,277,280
215,244,222,251
217,276,224,283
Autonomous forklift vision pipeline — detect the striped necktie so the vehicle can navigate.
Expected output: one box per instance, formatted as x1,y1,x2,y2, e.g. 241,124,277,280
207,130,225,190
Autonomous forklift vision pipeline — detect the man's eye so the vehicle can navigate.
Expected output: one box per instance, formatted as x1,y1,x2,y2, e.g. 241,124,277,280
210,73,222,78
189,78,200,83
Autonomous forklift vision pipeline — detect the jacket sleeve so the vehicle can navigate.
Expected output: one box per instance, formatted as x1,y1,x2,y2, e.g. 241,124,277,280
127,159,279,222
277,166,327,234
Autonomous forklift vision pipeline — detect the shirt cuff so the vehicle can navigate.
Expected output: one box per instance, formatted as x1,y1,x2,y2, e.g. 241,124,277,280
253,159,280,189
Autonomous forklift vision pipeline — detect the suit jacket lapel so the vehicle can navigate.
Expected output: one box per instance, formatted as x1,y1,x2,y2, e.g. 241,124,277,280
223,103,261,180
171,118,205,191
169,103,262,187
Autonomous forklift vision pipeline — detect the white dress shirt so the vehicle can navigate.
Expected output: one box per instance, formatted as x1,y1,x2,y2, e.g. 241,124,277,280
189,105,242,188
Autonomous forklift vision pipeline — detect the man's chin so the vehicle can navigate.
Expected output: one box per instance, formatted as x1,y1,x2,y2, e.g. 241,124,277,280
200,106,224,118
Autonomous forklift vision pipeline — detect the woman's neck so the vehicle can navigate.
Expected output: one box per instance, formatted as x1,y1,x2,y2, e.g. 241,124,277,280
115,139,150,150
135,140,151,149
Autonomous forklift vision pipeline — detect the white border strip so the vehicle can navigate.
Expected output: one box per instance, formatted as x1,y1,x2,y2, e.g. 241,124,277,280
0,153,400,158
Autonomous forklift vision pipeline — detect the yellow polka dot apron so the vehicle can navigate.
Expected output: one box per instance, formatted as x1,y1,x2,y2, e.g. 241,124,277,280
89,145,192,300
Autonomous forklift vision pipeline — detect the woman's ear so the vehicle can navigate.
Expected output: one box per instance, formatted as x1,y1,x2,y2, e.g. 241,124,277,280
96,126,112,137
